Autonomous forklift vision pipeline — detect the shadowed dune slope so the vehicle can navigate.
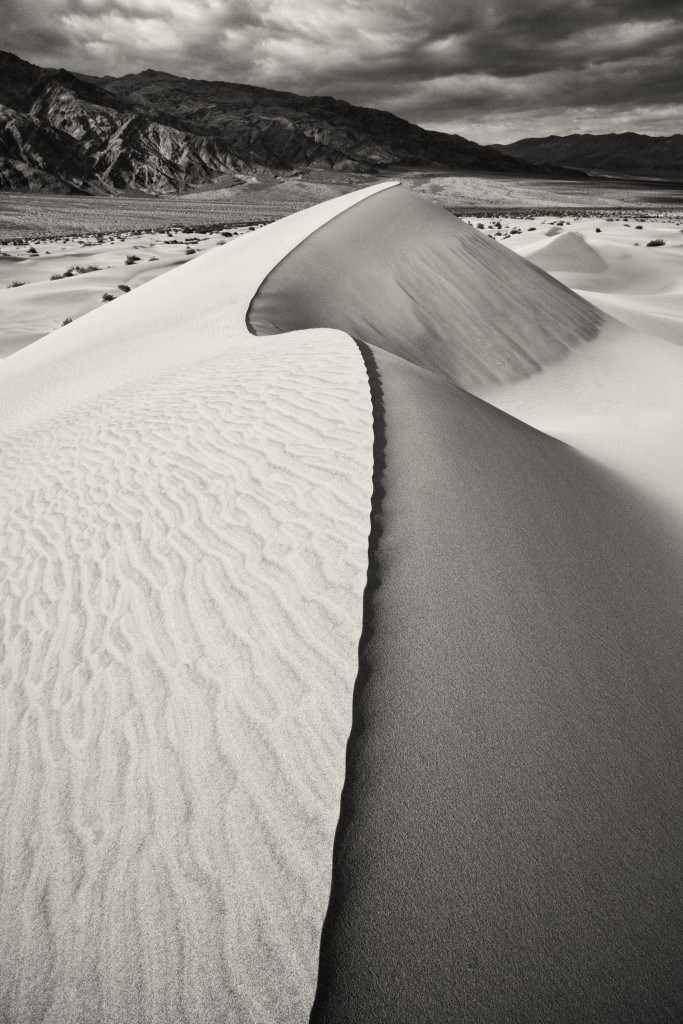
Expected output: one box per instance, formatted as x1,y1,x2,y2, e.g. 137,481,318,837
311,345,683,1023
248,185,604,391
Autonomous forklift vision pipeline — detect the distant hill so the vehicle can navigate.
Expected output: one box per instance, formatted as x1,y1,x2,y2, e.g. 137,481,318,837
492,133,683,181
0,50,571,194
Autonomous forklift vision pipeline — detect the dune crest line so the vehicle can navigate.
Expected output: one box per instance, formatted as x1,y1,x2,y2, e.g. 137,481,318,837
246,186,683,1020
307,337,388,1021
247,184,605,391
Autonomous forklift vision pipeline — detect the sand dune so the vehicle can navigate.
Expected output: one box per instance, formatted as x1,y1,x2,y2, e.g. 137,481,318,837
3,177,683,1022
251,187,683,525
249,185,604,391
484,218,683,526
529,236,683,296
525,229,608,273
311,345,683,1023
0,184,396,1023
500,218,683,347
245,186,683,1020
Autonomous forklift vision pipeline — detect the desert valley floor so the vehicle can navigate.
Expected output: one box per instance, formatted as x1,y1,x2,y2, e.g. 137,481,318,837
1,179,682,1022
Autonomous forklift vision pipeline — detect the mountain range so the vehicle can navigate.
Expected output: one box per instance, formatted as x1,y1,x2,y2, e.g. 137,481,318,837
493,133,683,181
0,50,557,195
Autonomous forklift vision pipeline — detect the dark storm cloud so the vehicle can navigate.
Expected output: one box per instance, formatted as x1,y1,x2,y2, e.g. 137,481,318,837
1,0,682,141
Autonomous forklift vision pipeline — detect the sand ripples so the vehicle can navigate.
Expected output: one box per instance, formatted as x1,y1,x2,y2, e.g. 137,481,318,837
0,334,372,1024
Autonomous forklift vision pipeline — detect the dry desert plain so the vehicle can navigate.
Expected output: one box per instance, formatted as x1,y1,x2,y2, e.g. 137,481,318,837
1,176,683,1022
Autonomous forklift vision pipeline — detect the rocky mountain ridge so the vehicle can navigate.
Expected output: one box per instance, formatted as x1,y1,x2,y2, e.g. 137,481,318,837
0,50,565,194
492,132,683,181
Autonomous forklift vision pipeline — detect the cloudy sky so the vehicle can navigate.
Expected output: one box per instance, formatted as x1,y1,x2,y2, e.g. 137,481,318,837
2,0,682,142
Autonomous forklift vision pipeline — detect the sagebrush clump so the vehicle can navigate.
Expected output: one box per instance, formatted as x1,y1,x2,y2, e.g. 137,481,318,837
51,265,101,280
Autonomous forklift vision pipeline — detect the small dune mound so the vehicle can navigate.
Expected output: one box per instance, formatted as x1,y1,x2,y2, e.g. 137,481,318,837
528,231,608,274
249,185,605,391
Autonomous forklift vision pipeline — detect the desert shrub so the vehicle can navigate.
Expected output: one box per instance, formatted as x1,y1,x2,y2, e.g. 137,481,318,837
185,247,196,254
125,254,141,265
118,284,131,292
61,317,73,325
527,226,536,231
51,264,101,280
102,292,115,301
646,238,665,247
149,256,159,261
8,280,26,287
595,227,601,232
476,223,484,230
635,225,643,229
27,246,38,255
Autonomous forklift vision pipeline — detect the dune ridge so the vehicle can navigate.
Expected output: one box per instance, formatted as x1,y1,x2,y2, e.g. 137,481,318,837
4,175,683,1023
245,186,683,1020
0,184,392,1022
250,185,683,529
248,185,605,391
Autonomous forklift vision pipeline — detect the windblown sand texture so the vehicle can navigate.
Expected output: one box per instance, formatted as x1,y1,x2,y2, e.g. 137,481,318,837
0,185,395,1023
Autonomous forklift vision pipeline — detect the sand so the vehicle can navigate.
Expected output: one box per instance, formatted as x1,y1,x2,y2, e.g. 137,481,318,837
249,184,604,391
0,184,395,1023
251,187,683,529
3,176,683,1022
479,215,683,529
311,345,683,1023
246,185,683,1020
491,214,683,347
0,229,258,357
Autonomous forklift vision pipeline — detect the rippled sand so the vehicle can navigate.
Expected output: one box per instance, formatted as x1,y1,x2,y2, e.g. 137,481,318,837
0,186,389,1023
